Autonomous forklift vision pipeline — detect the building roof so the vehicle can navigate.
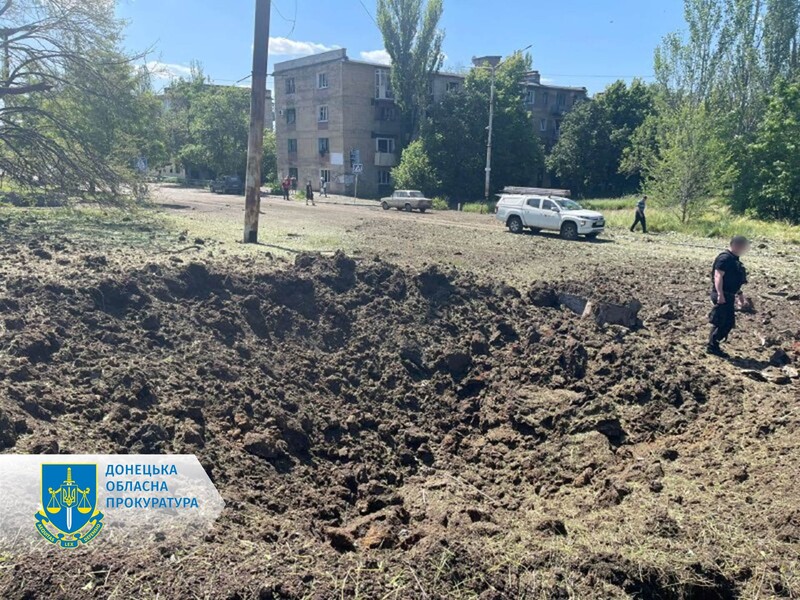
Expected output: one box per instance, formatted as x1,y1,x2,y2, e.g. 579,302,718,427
272,48,583,91
273,48,465,78
526,82,587,92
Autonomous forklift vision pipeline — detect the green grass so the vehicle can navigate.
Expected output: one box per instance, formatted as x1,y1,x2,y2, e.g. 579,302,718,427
0,205,171,247
461,201,496,214
584,197,800,243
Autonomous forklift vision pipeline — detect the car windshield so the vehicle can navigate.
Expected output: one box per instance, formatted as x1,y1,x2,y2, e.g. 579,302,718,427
556,199,583,211
405,191,423,198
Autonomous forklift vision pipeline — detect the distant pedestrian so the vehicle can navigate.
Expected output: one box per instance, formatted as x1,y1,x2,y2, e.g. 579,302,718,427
707,236,750,358
630,195,647,233
305,181,315,206
281,177,291,201
320,177,328,198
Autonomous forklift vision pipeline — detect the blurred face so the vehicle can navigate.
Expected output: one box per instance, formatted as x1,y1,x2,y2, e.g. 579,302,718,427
731,242,750,256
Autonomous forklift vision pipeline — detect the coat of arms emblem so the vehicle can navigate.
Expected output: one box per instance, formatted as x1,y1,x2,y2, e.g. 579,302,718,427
35,464,104,548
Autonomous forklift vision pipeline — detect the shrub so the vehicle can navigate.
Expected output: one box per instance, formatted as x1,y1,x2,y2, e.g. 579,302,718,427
432,196,449,211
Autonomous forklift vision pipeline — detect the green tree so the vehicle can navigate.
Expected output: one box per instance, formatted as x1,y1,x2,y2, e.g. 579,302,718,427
547,80,653,197
376,0,444,144
0,0,142,193
641,102,732,223
399,52,543,201
180,86,249,179
627,0,735,220
391,139,439,193
45,48,167,192
262,129,277,184
763,0,800,80
734,80,800,223
162,71,254,181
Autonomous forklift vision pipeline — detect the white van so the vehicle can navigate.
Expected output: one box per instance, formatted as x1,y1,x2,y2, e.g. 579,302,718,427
495,195,605,240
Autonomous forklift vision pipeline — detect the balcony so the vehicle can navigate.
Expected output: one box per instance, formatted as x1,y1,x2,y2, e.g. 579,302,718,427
374,152,398,167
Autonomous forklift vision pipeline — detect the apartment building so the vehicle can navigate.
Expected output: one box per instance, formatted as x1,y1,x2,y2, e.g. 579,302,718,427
274,48,462,198
522,71,587,150
274,49,586,197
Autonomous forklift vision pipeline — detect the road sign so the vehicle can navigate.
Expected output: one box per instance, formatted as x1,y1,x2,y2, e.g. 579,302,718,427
353,163,364,174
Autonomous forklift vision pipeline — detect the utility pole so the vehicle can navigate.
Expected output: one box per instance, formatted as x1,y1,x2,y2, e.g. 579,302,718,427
484,66,497,206
472,56,502,213
473,47,531,213
243,0,271,244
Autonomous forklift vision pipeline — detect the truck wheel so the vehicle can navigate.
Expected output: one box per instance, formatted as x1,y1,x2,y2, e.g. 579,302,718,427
404,203,413,212
507,216,523,234
560,221,579,241
382,201,390,211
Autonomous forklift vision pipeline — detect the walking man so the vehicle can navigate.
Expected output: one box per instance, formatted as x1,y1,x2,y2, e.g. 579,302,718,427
707,236,750,358
281,177,291,201
320,176,328,198
630,195,647,233
305,180,316,206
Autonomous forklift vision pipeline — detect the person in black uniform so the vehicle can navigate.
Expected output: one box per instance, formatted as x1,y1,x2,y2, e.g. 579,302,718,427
707,236,750,357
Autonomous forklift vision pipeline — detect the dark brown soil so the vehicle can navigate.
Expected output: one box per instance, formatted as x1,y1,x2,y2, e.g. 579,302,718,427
0,217,799,599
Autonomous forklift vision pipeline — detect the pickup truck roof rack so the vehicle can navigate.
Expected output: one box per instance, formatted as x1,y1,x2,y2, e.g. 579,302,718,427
502,186,571,198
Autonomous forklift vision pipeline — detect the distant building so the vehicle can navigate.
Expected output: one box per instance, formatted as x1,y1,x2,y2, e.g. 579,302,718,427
522,71,587,151
274,49,586,197
274,48,461,198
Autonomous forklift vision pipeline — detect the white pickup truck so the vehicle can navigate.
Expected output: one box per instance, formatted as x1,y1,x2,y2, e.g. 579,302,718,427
495,194,605,240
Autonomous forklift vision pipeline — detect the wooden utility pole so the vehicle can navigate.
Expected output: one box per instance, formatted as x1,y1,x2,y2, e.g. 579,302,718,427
243,0,271,244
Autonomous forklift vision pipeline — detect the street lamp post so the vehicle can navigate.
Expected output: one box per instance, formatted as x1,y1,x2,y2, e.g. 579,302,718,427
473,46,532,211
472,56,502,209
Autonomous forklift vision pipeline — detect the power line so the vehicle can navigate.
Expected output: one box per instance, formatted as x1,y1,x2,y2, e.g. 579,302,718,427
272,0,297,37
357,0,378,26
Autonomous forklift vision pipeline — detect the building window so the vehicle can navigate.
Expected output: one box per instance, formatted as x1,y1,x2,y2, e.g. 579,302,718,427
542,91,549,106
540,119,547,132
318,138,329,154
288,138,298,153
375,68,393,99
317,72,328,89
285,77,296,95
288,167,298,180
526,90,536,104
376,137,395,153
557,92,566,107
318,105,329,123
378,106,397,121
286,108,296,125
378,170,391,185
555,120,562,135
446,81,460,93
320,169,331,183
573,95,580,106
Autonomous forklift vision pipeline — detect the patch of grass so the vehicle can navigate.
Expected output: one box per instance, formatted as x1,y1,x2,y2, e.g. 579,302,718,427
0,205,170,248
583,196,639,211
583,197,800,243
163,209,354,258
461,201,496,214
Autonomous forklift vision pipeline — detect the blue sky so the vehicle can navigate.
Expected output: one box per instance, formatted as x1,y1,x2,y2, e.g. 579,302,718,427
116,0,686,95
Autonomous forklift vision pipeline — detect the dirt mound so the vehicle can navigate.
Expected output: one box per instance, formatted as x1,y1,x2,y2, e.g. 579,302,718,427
0,241,798,599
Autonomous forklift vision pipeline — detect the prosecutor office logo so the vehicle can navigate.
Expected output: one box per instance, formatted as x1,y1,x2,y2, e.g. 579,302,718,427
35,464,105,548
